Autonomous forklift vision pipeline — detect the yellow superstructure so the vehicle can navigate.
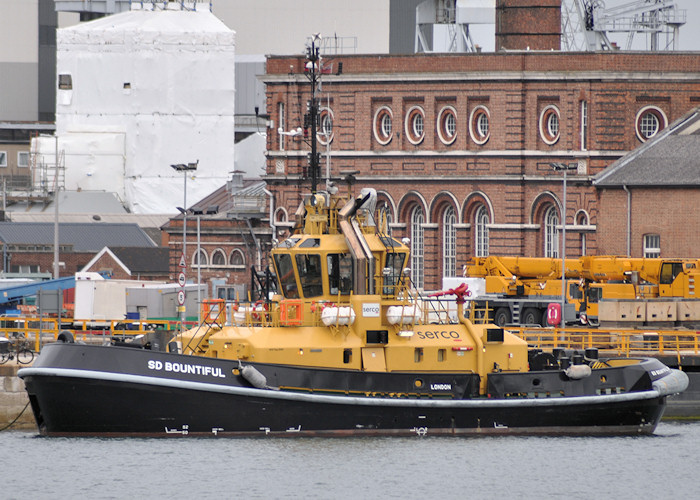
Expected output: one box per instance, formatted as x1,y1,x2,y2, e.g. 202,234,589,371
176,190,529,395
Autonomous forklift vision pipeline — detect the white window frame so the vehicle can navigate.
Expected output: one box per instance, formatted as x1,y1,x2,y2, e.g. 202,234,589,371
437,106,458,145
580,100,588,151
544,205,560,258
193,249,209,268
635,106,667,142
539,105,561,145
0,151,7,168
475,205,490,257
211,249,227,267
443,207,456,277
17,151,29,168
373,106,393,145
405,105,425,145
644,234,661,258
469,105,490,145
278,102,285,151
410,206,424,290
230,249,246,267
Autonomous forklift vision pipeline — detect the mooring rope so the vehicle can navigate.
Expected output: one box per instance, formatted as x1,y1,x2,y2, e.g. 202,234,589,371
0,401,30,432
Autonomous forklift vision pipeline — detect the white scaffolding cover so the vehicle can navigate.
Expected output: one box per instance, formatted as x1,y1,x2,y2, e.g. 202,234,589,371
51,6,235,213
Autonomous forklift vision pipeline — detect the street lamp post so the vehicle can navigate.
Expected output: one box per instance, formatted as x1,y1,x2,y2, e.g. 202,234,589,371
551,162,578,326
171,161,198,328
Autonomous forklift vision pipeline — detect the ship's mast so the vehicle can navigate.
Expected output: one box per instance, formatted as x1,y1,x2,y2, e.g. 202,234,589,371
305,34,321,195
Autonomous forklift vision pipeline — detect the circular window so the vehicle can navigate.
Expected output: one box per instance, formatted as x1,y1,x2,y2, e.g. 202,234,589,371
539,105,560,145
635,106,667,142
318,107,334,145
405,106,425,145
469,105,490,145
373,106,393,145
437,106,458,145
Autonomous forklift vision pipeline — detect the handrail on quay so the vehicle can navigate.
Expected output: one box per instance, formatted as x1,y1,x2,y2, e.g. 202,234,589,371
507,325,700,358
0,316,187,352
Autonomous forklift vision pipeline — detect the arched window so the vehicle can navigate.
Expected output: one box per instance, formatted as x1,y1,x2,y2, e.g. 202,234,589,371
443,207,456,277
193,249,208,268
544,205,560,258
211,249,226,267
410,206,424,289
229,249,245,266
378,202,393,236
475,205,490,257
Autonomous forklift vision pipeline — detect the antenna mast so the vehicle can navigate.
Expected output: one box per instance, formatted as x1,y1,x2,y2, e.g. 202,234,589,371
305,34,322,195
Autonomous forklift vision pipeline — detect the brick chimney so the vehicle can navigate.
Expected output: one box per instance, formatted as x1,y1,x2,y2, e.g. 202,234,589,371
495,0,562,51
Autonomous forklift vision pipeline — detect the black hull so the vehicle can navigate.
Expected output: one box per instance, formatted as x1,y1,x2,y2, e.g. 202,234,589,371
19,344,679,437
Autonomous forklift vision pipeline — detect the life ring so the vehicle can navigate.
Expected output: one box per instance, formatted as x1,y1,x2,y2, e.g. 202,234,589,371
251,300,268,322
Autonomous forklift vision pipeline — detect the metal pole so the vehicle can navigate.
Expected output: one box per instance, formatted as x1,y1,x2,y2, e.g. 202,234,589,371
182,173,187,326
561,169,567,325
197,214,201,323
53,136,59,279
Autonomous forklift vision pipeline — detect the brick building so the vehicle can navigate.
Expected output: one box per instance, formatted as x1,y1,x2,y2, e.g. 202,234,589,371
0,222,158,277
594,107,700,258
161,177,272,300
81,246,170,280
263,50,700,291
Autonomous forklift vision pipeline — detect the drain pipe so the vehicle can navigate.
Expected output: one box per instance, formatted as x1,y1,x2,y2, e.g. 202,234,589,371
623,185,631,256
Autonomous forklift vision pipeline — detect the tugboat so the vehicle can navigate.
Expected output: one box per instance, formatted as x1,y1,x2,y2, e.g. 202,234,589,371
19,36,688,437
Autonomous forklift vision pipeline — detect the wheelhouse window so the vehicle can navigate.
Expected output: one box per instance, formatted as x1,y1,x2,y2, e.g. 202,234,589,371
437,106,457,145
469,105,490,145
405,105,425,145
443,207,456,277
328,253,353,295
274,253,299,298
296,253,323,298
539,105,560,145
410,206,424,289
373,106,393,145
544,205,560,258
383,252,407,296
644,234,661,258
475,205,489,257
635,106,667,142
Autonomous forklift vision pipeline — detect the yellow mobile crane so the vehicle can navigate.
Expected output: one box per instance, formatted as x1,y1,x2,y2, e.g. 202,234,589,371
463,256,700,327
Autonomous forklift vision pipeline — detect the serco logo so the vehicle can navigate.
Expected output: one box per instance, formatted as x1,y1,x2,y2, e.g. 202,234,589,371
362,303,380,317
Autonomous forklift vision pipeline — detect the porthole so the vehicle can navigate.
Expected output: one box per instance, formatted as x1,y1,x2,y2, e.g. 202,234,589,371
318,107,334,145
635,106,667,142
437,106,458,145
405,105,425,145
373,106,393,145
539,105,560,145
469,105,490,145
